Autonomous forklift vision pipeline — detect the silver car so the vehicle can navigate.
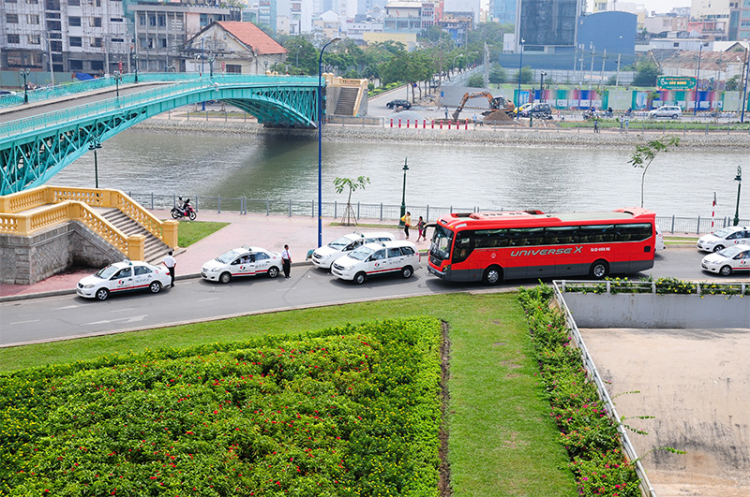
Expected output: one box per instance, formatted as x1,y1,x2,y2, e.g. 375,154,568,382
648,105,682,119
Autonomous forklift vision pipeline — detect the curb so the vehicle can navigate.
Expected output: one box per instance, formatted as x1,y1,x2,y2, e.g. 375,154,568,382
0,262,314,303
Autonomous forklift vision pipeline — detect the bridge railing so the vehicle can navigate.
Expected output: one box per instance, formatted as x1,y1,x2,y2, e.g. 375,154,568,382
0,75,322,139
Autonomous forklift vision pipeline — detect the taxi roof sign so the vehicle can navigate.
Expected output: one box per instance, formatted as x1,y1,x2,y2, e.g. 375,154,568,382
657,76,696,90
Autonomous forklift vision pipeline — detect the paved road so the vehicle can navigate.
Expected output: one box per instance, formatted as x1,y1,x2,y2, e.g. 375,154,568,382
0,248,735,347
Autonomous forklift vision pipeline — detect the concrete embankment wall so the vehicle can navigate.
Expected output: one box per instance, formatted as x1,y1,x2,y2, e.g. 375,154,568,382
563,293,750,328
133,119,750,149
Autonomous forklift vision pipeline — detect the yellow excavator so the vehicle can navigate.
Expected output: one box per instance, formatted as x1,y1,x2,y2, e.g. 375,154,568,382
452,92,515,121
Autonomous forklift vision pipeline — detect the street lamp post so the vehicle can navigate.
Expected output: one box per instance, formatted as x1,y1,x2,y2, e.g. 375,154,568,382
20,68,30,104
89,142,102,188
734,166,743,226
589,43,595,91
539,71,547,101
694,43,706,116
113,70,122,103
399,158,409,227
208,54,215,78
517,38,525,93
132,52,139,83
317,37,340,248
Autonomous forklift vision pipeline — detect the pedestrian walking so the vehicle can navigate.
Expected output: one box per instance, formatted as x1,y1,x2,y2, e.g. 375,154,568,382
416,216,426,242
624,115,630,131
281,244,292,279
619,115,624,131
401,211,412,239
163,251,176,287
593,117,600,133
444,106,449,119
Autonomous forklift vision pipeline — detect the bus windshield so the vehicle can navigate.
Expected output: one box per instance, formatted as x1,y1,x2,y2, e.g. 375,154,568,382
431,225,454,261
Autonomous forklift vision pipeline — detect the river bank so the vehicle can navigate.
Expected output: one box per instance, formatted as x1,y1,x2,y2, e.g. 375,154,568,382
133,117,750,149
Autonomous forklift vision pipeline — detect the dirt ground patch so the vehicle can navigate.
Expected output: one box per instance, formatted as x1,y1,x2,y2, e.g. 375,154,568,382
580,327,750,497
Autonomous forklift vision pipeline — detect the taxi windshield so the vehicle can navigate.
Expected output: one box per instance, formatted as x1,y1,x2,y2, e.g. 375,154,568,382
328,236,353,249
216,249,244,264
717,246,743,258
349,246,374,261
430,225,454,261
94,265,119,279
712,228,733,238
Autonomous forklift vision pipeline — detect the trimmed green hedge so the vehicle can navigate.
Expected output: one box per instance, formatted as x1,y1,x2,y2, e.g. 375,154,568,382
518,286,640,497
0,318,442,497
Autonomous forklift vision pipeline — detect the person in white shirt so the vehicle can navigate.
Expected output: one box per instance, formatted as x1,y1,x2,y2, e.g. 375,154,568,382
163,251,176,287
281,245,292,279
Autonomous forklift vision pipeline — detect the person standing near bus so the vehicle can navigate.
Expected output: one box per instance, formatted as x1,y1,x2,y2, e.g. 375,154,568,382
401,212,412,239
416,216,426,242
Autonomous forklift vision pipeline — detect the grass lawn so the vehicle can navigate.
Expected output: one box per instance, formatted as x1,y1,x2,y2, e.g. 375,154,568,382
175,220,229,247
0,293,576,497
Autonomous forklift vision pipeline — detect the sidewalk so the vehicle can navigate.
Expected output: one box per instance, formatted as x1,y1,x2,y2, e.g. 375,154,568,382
0,211,425,300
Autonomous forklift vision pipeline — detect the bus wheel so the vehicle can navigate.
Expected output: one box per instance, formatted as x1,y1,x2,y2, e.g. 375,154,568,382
590,260,609,279
482,266,502,285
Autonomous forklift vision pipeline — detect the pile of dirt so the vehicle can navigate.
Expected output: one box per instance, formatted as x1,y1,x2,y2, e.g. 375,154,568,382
483,110,513,123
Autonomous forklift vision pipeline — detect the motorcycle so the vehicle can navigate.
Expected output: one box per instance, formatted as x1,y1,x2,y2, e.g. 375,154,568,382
171,197,197,221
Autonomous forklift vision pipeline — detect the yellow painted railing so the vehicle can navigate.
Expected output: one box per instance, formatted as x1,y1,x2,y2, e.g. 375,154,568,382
0,186,178,260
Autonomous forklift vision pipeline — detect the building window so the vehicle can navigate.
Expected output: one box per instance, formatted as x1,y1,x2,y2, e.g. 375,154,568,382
27,0,39,4
69,16,81,27
91,37,102,47
27,14,40,24
90,17,102,27
6,0,17,3
69,36,82,47
69,60,83,70
158,15,166,27
139,15,146,26
226,64,241,74
161,38,167,48
29,34,41,44
149,15,156,26
50,40,62,51
6,14,19,24
110,18,123,22
68,0,79,5
7,34,21,44
91,60,103,71
47,20,62,30
111,37,124,42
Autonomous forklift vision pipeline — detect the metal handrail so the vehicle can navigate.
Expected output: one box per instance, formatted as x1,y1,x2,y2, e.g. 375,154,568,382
551,281,657,497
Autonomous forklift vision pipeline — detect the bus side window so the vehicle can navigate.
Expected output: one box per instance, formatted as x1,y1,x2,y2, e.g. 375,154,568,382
452,233,473,263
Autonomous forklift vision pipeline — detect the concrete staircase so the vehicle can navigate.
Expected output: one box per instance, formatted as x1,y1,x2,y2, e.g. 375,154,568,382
334,87,360,116
100,208,172,264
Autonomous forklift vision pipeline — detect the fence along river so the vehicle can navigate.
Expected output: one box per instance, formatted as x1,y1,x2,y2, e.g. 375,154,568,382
51,130,747,225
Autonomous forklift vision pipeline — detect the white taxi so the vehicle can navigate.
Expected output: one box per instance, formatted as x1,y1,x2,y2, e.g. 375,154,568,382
312,231,394,269
331,240,420,284
201,246,282,283
697,226,750,252
77,260,171,301
701,244,750,276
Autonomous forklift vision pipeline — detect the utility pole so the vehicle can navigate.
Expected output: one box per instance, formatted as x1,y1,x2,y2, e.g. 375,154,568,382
615,53,621,87
46,34,55,86
600,48,607,87
589,43,595,91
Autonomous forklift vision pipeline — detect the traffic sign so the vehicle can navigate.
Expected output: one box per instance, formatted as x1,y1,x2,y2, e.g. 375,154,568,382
657,76,696,90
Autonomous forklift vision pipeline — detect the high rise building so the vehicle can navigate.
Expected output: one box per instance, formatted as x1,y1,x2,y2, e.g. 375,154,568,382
491,0,516,25
515,0,583,53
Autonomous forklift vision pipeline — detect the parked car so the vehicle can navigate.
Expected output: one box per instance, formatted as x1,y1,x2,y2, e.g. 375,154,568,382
515,103,533,117
696,226,750,252
701,244,750,276
527,103,553,119
648,105,682,119
77,260,171,301
201,246,282,283
331,240,421,284
386,99,411,110
655,225,665,251
312,232,395,269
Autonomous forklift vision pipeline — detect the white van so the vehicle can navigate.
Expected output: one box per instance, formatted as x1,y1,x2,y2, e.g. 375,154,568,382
311,231,394,269
331,240,421,284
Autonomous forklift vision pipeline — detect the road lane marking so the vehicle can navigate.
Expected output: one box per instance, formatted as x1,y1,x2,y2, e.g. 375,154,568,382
10,319,40,325
197,298,219,302
53,305,80,310
110,308,135,313
83,315,147,325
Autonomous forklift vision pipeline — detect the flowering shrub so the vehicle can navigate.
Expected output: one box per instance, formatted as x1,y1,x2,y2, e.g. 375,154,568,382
518,286,641,497
0,318,442,497
565,277,749,297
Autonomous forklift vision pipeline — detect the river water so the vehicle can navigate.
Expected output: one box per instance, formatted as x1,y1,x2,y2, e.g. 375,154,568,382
52,129,746,218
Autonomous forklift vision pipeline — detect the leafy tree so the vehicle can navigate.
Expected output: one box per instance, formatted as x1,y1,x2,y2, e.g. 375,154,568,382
628,136,679,208
334,176,370,226
726,74,741,91
467,73,484,88
606,75,617,86
419,25,452,46
632,59,661,87
489,63,507,85
512,66,534,85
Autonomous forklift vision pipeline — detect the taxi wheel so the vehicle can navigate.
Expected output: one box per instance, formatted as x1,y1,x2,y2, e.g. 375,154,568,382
354,272,366,285
720,265,732,276
219,272,232,284
401,266,413,279
268,267,279,278
713,245,725,252
149,281,162,294
95,288,110,301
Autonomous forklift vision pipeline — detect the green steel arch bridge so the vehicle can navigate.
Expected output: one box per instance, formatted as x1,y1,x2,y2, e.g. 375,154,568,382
0,74,323,195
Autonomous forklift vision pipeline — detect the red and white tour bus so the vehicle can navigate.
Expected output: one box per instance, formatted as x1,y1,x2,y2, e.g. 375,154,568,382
427,208,657,284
